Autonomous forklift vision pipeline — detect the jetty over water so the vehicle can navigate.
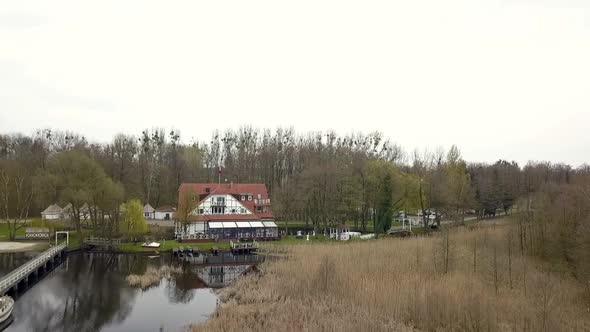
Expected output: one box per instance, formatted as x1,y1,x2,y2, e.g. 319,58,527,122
0,242,67,295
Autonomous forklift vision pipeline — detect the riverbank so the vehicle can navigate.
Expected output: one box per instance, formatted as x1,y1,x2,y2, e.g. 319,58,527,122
118,240,231,253
192,222,590,331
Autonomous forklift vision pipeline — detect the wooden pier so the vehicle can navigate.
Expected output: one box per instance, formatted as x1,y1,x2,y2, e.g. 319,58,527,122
0,242,67,295
83,237,121,250
230,240,258,254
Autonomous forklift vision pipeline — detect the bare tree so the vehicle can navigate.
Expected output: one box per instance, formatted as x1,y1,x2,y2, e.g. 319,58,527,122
0,161,33,240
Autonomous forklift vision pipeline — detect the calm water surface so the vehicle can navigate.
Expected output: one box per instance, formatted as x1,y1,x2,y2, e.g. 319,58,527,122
0,252,262,332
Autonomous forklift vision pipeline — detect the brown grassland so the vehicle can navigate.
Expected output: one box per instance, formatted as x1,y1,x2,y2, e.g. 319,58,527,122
193,219,590,332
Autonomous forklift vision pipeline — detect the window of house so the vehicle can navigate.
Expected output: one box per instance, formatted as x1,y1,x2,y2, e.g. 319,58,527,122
231,209,236,213
212,206,225,214
248,196,252,201
256,206,262,212
240,208,246,213
199,209,204,214
241,195,245,201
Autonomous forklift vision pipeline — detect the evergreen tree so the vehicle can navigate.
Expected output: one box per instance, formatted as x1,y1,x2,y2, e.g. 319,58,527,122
376,173,393,235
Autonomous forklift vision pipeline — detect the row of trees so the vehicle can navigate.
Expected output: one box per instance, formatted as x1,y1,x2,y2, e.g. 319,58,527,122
0,127,586,237
0,132,148,239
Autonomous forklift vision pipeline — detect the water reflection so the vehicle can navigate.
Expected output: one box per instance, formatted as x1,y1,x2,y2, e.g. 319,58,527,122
176,252,264,288
0,252,261,332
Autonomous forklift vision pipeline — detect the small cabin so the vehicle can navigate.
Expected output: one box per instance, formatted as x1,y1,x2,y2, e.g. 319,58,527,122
155,206,176,220
41,204,64,221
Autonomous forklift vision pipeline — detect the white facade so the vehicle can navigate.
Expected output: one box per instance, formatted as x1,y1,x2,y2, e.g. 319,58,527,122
195,194,253,216
41,204,64,221
155,211,173,220
176,221,208,239
144,204,155,219
42,213,62,220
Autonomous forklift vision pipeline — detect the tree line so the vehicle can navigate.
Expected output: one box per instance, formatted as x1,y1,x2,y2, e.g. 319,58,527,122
0,127,586,238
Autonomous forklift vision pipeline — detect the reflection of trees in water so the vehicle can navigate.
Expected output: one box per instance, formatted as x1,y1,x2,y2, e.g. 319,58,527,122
0,252,36,275
165,267,203,304
20,253,146,332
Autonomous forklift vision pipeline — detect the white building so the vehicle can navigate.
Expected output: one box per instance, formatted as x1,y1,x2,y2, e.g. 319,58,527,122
175,183,277,241
41,204,64,221
155,206,176,220
143,204,155,219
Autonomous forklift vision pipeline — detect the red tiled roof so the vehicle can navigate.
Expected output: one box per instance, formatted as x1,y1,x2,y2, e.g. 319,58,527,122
178,183,274,220
179,183,269,200
257,212,274,219
156,205,176,212
189,214,261,222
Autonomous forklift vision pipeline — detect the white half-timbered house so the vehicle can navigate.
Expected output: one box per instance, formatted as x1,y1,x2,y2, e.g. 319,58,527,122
175,183,278,242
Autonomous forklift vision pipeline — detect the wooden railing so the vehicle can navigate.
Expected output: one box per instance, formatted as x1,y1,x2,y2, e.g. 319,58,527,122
83,237,121,247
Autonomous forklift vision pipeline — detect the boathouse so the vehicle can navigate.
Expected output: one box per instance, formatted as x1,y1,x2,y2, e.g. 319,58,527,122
175,183,278,242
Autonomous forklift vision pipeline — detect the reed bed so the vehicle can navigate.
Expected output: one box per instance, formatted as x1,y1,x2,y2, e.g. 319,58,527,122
193,224,590,332
126,265,182,289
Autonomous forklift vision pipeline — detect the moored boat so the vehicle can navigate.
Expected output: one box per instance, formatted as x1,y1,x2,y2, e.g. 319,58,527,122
141,242,161,248
0,296,14,325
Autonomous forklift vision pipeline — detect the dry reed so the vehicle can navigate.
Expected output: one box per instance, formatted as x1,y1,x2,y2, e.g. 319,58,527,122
193,222,590,332
126,265,182,289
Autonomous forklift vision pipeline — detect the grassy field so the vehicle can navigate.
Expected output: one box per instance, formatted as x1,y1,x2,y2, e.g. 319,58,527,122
0,222,27,240
193,221,590,331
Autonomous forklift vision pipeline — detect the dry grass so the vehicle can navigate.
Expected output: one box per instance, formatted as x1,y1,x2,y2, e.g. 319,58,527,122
193,222,590,332
126,265,182,289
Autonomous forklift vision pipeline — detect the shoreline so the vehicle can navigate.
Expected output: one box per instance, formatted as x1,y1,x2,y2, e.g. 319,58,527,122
0,241,51,253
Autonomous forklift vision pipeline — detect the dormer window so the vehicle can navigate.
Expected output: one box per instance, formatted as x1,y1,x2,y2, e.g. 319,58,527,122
248,195,252,201
241,195,245,201
205,187,210,193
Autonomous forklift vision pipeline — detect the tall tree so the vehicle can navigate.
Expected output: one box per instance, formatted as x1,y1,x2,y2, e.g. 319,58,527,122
176,188,199,237
121,199,148,240
34,150,114,236
375,172,394,235
0,160,33,240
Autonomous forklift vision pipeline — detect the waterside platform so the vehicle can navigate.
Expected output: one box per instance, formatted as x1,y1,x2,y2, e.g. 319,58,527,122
0,242,67,295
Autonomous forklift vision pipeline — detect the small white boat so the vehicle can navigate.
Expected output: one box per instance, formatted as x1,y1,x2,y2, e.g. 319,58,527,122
141,242,161,248
0,296,14,324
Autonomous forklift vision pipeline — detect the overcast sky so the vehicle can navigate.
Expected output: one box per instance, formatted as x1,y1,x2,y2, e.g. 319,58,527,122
1,0,588,167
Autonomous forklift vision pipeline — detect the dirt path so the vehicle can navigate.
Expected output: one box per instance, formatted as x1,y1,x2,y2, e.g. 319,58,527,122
0,242,50,252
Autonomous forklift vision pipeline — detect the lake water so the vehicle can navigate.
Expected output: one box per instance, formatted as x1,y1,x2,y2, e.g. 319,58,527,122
0,251,263,332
